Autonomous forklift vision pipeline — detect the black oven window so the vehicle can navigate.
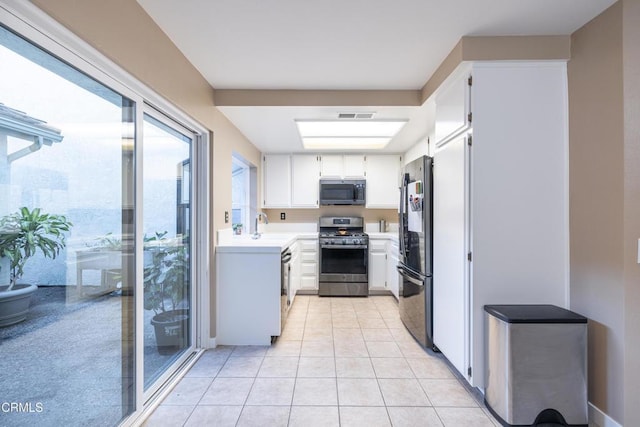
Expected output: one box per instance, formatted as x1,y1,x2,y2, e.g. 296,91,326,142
321,248,367,275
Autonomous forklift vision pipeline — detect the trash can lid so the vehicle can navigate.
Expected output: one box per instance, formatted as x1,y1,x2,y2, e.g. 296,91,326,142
484,304,587,324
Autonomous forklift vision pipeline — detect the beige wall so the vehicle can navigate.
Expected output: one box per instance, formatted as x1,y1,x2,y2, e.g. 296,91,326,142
420,36,571,103
622,0,640,424
263,207,398,226
569,3,640,424
30,0,262,338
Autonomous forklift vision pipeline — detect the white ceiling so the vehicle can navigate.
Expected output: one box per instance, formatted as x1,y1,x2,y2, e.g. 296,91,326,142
137,0,615,153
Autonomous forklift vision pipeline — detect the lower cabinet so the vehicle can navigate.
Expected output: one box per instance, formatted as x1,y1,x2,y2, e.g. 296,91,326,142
298,238,318,291
289,241,300,306
386,240,400,299
368,237,400,296
368,239,388,291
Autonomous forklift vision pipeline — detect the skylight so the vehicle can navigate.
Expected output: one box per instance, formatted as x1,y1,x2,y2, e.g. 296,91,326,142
296,120,407,150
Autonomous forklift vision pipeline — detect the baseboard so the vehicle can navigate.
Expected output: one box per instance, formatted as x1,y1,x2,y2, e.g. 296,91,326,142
368,289,393,296
204,336,217,349
589,402,622,427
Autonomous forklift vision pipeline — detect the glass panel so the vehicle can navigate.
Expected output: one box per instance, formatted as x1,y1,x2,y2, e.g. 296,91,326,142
320,248,367,274
143,114,192,390
231,158,248,235
0,25,135,425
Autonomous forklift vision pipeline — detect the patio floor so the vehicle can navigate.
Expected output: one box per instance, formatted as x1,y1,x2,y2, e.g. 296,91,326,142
0,286,179,427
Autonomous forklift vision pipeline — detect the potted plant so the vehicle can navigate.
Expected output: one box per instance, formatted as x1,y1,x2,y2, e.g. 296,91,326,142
0,207,72,327
144,232,189,354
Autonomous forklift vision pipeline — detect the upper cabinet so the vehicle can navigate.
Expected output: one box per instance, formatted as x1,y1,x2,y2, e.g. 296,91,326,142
263,154,291,208
319,154,343,178
319,154,366,178
263,154,320,208
291,154,320,207
434,72,472,145
263,153,400,209
365,155,402,208
343,155,366,178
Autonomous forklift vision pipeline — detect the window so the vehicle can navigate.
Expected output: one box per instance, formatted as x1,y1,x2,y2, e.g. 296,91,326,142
231,153,257,235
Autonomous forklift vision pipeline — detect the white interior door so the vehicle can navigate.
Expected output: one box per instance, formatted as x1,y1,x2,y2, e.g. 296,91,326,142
433,133,469,378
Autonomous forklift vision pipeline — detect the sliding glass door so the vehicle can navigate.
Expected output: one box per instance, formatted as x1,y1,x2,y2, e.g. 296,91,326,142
142,113,194,392
0,24,137,426
0,13,204,426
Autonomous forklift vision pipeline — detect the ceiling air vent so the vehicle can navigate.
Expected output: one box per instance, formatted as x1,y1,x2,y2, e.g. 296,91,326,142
338,112,376,120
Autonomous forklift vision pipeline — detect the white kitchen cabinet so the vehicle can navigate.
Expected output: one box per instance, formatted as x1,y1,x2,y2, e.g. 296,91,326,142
319,154,365,178
289,241,300,306
431,62,569,389
343,154,366,178
434,71,471,145
216,250,281,345
298,238,319,291
291,154,320,207
433,133,469,380
368,239,387,291
385,240,400,299
365,155,402,208
263,154,291,208
319,154,344,178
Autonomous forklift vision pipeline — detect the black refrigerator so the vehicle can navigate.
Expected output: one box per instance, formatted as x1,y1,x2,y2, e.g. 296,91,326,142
398,155,434,349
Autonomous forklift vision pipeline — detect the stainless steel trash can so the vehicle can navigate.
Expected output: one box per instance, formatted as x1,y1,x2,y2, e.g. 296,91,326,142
484,305,588,427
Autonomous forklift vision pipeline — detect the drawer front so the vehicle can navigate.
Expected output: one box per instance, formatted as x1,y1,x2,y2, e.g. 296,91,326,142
300,276,318,290
301,262,317,276
301,252,317,263
300,239,318,252
369,239,387,252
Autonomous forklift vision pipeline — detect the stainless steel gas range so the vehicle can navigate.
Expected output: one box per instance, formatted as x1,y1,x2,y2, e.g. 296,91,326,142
318,216,369,297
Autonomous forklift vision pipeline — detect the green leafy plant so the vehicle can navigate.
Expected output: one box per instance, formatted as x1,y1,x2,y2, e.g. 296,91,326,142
87,232,122,250
0,207,73,291
143,231,189,315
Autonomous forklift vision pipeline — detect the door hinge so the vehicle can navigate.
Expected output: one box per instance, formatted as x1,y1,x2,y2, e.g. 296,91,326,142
467,112,472,124
468,75,472,86
467,135,472,146
467,366,472,377
467,252,472,262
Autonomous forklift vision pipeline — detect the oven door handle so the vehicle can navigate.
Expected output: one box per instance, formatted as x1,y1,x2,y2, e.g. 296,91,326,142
321,244,368,249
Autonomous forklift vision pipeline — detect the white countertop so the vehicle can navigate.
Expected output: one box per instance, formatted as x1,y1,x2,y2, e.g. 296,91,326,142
367,232,399,243
216,232,318,253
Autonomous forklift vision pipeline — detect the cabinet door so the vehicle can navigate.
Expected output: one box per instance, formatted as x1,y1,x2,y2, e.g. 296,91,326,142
435,73,471,145
386,242,400,299
319,155,343,178
368,243,387,290
366,155,401,208
433,134,469,377
263,154,291,207
343,155,366,178
291,155,319,207
299,239,318,290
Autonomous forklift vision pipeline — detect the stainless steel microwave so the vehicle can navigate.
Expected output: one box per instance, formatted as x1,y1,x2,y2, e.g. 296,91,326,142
319,179,366,205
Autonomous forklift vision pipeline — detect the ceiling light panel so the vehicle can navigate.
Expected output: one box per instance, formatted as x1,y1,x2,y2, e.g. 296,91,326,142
296,120,407,138
302,137,391,150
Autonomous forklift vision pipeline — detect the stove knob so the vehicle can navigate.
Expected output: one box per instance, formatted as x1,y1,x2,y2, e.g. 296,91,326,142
342,240,347,245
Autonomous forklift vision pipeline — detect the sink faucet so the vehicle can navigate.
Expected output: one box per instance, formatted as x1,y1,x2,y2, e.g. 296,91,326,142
252,212,269,239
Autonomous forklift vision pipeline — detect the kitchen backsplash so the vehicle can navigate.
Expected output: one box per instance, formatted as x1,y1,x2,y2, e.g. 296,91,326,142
263,207,398,225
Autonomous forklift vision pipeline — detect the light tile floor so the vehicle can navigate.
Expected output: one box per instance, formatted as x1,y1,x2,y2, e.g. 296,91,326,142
144,296,500,427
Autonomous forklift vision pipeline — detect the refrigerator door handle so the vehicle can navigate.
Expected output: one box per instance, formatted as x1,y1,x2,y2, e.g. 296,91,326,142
397,265,424,286
398,184,406,257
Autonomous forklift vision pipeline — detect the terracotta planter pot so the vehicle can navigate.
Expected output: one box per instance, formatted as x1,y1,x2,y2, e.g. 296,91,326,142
0,284,38,327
